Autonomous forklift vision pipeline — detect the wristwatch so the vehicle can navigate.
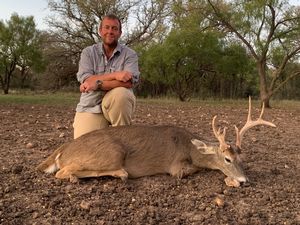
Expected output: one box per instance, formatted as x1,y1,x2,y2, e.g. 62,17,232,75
95,80,103,90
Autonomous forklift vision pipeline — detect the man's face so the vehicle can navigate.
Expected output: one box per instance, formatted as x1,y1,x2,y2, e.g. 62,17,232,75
99,18,122,47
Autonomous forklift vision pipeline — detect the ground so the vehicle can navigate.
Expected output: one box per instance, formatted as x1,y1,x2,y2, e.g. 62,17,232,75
0,100,299,225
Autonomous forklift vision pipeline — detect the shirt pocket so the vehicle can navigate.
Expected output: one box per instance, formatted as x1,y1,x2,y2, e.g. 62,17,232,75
111,64,124,73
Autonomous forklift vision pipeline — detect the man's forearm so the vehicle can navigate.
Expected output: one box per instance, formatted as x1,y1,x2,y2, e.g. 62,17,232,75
80,70,134,93
101,80,132,91
79,80,132,93
94,72,116,81
86,71,132,83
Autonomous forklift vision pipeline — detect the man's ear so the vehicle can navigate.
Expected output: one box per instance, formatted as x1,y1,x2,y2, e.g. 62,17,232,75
191,139,216,155
98,23,102,36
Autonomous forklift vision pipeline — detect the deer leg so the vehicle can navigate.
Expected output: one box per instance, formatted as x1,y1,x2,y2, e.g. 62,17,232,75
169,161,198,179
55,164,81,181
72,168,129,182
55,165,128,182
180,164,199,178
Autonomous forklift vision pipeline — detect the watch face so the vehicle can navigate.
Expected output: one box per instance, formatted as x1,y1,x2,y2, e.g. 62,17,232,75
96,80,103,90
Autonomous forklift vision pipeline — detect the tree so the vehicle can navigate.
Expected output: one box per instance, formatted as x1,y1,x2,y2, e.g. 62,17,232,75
43,0,170,90
216,43,257,98
36,32,78,91
206,0,300,107
46,0,170,52
141,27,223,101
0,14,44,94
140,0,256,100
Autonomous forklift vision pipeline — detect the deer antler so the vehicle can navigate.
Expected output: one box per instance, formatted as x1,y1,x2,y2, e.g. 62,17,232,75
235,97,276,149
212,116,229,150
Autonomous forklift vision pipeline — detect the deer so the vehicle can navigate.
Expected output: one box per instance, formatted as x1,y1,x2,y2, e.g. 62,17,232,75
37,97,276,187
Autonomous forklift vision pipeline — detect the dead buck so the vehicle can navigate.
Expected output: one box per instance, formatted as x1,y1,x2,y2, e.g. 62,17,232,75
37,97,276,187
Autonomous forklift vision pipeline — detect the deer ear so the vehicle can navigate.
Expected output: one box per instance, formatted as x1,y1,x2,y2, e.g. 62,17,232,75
191,139,215,155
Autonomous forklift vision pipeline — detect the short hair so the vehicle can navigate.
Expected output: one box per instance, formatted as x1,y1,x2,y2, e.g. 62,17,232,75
99,14,122,32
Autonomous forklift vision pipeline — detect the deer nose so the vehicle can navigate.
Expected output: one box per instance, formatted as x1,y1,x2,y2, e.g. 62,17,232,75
237,176,248,183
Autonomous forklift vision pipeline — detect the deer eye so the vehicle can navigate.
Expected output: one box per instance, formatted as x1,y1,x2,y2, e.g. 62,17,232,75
225,157,232,164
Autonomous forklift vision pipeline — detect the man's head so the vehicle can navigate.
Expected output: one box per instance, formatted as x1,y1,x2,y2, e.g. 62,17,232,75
98,14,122,48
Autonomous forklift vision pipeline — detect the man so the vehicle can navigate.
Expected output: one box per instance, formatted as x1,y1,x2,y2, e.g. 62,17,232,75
73,14,140,139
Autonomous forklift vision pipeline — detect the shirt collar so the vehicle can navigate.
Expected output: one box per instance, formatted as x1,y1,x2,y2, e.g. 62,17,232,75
99,43,122,56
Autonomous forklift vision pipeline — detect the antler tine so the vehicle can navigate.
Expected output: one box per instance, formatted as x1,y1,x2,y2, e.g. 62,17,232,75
259,101,265,119
236,97,276,148
246,95,252,123
234,125,240,148
212,116,228,149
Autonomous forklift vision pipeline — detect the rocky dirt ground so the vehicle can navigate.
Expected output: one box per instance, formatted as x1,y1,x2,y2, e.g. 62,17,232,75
0,100,299,225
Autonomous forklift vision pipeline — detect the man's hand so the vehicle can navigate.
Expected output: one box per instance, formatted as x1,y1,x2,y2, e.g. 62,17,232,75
114,71,133,82
80,77,98,93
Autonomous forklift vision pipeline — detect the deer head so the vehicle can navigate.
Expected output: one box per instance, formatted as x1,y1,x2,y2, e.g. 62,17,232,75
192,97,276,186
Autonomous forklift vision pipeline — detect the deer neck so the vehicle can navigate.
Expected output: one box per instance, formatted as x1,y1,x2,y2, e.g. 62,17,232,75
190,148,220,170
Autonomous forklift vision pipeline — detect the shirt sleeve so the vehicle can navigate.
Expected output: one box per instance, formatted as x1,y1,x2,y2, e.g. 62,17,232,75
76,47,94,83
123,49,140,85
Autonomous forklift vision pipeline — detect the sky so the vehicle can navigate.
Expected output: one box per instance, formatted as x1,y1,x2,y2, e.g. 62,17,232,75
1,0,51,30
1,0,300,30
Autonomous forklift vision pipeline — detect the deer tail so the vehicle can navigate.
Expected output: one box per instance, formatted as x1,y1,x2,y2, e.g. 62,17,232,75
36,144,65,173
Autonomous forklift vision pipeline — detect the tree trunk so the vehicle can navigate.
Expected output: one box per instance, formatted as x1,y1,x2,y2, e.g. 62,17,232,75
1,61,16,94
2,77,9,94
258,61,271,108
20,67,27,88
4,78,10,94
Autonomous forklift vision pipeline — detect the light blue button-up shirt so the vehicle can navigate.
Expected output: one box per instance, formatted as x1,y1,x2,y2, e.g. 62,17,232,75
76,43,140,113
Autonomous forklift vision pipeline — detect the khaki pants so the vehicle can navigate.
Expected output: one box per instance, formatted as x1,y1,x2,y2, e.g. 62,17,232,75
73,87,136,139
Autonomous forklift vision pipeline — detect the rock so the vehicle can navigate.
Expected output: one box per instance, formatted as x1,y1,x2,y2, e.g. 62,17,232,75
65,185,73,193
32,212,39,219
55,124,62,129
80,200,91,210
12,165,23,174
26,142,35,149
224,177,240,188
214,195,225,207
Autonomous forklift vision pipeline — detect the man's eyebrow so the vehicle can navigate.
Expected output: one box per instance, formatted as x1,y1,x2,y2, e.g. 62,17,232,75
104,25,118,27
103,25,119,29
